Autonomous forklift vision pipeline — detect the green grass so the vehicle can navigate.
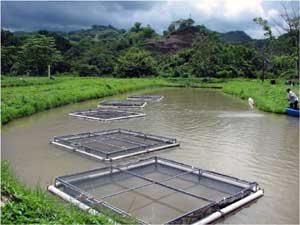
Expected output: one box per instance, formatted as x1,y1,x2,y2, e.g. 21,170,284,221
1,76,72,87
1,77,172,124
223,79,299,113
0,160,113,224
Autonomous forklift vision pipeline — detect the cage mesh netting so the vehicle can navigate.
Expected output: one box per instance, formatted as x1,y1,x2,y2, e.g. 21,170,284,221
52,129,179,161
99,100,147,108
69,108,146,122
127,95,164,101
53,157,260,224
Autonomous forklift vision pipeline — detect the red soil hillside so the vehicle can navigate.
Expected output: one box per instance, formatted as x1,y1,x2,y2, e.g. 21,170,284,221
145,26,199,53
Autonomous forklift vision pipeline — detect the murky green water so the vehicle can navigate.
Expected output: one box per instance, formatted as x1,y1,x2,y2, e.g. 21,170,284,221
2,88,299,224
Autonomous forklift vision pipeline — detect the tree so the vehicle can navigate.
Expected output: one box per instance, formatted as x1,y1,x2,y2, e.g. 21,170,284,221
130,22,142,33
115,47,157,77
272,2,300,77
189,29,220,77
75,64,100,76
13,35,62,75
253,17,273,82
141,25,156,39
38,30,72,53
167,23,176,34
1,29,20,46
1,46,18,74
1,30,21,74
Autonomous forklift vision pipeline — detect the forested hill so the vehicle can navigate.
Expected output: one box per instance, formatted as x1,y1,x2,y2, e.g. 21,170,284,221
68,25,122,42
12,25,253,51
1,18,298,79
219,31,252,44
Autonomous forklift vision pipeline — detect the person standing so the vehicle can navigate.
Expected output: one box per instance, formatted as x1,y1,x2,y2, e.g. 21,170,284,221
287,88,299,109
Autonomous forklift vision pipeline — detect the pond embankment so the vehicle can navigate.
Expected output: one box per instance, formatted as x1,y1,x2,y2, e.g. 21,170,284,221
2,77,298,125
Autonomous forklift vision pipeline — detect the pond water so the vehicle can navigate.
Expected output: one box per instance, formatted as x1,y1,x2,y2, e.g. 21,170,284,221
1,88,299,224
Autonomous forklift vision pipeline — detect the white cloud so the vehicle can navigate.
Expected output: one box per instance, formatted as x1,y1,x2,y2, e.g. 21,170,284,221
2,0,286,39
193,0,265,20
245,27,265,39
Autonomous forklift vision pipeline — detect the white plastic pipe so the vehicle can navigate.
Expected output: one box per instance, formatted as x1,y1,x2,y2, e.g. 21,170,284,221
48,185,117,224
48,185,99,215
193,189,264,225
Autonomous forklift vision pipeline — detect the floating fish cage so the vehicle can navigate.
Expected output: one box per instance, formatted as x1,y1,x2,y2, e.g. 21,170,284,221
48,157,263,224
127,95,164,101
69,108,146,122
51,129,179,161
99,100,147,108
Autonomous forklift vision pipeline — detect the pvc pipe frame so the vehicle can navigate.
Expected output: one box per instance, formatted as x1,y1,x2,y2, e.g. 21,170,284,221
192,189,264,225
98,101,147,108
51,141,179,161
48,185,122,224
68,111,146,122
47,185,99,215
48,184,263,225
127,96,164,102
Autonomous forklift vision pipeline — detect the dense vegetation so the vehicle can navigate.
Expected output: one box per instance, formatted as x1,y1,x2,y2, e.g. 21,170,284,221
1,16,299,80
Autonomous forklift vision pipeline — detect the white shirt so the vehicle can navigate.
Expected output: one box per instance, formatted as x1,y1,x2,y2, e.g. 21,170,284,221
288,91,298,103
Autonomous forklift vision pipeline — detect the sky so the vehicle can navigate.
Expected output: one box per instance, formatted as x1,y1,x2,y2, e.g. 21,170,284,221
1,0,298,39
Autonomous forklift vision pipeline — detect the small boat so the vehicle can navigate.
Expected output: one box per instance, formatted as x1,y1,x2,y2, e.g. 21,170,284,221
286,107,300,117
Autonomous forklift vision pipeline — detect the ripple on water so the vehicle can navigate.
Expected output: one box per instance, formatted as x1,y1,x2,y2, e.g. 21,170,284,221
218,111,265,118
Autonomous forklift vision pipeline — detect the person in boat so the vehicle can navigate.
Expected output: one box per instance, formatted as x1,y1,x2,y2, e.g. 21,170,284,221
287,88,299,109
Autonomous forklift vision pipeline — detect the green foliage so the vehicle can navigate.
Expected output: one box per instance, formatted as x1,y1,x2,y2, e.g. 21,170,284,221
1,46,18,74
160,29,259,79
75,64,100,76
116,47,157,77
1,18,297,79
130,22,142,33
38,30,72,53
12,35,62,76
1,161,111,224
1,29,21,46
166,18,195,35
219,31,252,44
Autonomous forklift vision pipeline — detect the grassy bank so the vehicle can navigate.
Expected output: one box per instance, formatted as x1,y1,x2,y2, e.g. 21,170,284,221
1,77,297,125
1,161,112,224
1,77,172,124
223,79,299,113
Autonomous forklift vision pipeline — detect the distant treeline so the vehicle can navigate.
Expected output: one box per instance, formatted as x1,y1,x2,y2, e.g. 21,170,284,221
1,18,299,79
